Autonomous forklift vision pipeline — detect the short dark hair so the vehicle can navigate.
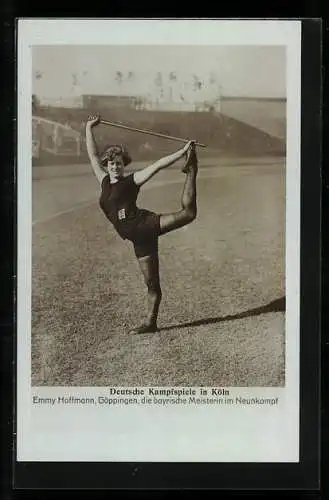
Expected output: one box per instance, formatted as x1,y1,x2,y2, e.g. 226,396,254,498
100,145,132,167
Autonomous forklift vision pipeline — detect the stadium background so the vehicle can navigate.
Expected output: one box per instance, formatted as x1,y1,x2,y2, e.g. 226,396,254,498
32,93,286,165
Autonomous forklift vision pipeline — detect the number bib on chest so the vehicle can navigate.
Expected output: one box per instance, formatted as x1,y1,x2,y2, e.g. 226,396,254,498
118,208,126,220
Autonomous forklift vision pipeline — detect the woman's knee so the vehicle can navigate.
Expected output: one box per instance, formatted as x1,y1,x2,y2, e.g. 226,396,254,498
146,279,162,297
184,206,197,224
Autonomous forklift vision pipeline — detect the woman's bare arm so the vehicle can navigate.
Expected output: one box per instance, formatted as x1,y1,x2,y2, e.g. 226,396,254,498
133,141,193,187
85,115,107,184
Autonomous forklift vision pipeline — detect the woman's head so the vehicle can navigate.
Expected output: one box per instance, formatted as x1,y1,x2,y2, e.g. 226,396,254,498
100,145,132,181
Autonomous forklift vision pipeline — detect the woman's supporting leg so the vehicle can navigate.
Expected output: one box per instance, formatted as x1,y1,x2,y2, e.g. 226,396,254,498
159,160,198,235
129,146,197,333
130,251,162,334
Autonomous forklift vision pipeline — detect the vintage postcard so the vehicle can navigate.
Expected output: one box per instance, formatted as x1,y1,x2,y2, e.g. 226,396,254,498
16,19,301,464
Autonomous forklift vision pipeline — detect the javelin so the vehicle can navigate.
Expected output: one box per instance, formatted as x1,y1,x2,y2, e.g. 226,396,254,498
100,119,207,148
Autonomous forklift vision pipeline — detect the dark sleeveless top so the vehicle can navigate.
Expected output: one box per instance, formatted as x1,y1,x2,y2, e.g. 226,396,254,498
99,174,141,240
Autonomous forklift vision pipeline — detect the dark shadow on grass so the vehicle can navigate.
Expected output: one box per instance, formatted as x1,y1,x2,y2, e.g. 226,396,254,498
159,297,285,332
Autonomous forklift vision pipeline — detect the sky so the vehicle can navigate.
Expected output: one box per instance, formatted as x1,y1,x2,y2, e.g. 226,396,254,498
32,45,286,105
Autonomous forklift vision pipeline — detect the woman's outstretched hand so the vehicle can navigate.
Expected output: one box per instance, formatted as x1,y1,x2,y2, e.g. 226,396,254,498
86,114,101,128
183,140,196,154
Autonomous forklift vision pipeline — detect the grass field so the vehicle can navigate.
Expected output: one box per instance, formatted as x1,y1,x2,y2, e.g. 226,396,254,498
32,157,285,387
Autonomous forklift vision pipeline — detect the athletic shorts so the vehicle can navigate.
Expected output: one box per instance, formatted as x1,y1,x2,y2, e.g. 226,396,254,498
129,209,161,258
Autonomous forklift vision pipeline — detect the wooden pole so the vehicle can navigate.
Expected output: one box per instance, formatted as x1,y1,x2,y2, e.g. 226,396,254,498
100,119,206,148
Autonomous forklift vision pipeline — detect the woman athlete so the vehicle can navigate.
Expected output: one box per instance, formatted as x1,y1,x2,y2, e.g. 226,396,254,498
85,113,198,334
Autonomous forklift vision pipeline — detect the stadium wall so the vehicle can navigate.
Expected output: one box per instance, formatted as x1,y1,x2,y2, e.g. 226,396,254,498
33,99,286,165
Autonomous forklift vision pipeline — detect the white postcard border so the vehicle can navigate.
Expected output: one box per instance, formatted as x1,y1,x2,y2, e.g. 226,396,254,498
17,19,301,463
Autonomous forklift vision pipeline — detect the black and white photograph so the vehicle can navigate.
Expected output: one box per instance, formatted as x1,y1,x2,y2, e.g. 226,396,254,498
31,45,286,387
17,19,302,464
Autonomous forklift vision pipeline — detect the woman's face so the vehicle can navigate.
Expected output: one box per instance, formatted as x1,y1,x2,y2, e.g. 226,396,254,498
107,155,125,180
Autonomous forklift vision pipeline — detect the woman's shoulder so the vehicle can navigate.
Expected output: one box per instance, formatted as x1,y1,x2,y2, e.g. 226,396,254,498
125,172,138,186
101,174,110,190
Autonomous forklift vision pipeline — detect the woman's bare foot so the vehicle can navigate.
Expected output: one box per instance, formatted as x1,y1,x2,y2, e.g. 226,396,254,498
129,323,158,335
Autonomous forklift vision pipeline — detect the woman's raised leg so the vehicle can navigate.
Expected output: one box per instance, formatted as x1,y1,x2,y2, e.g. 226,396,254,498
159,149,198,235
